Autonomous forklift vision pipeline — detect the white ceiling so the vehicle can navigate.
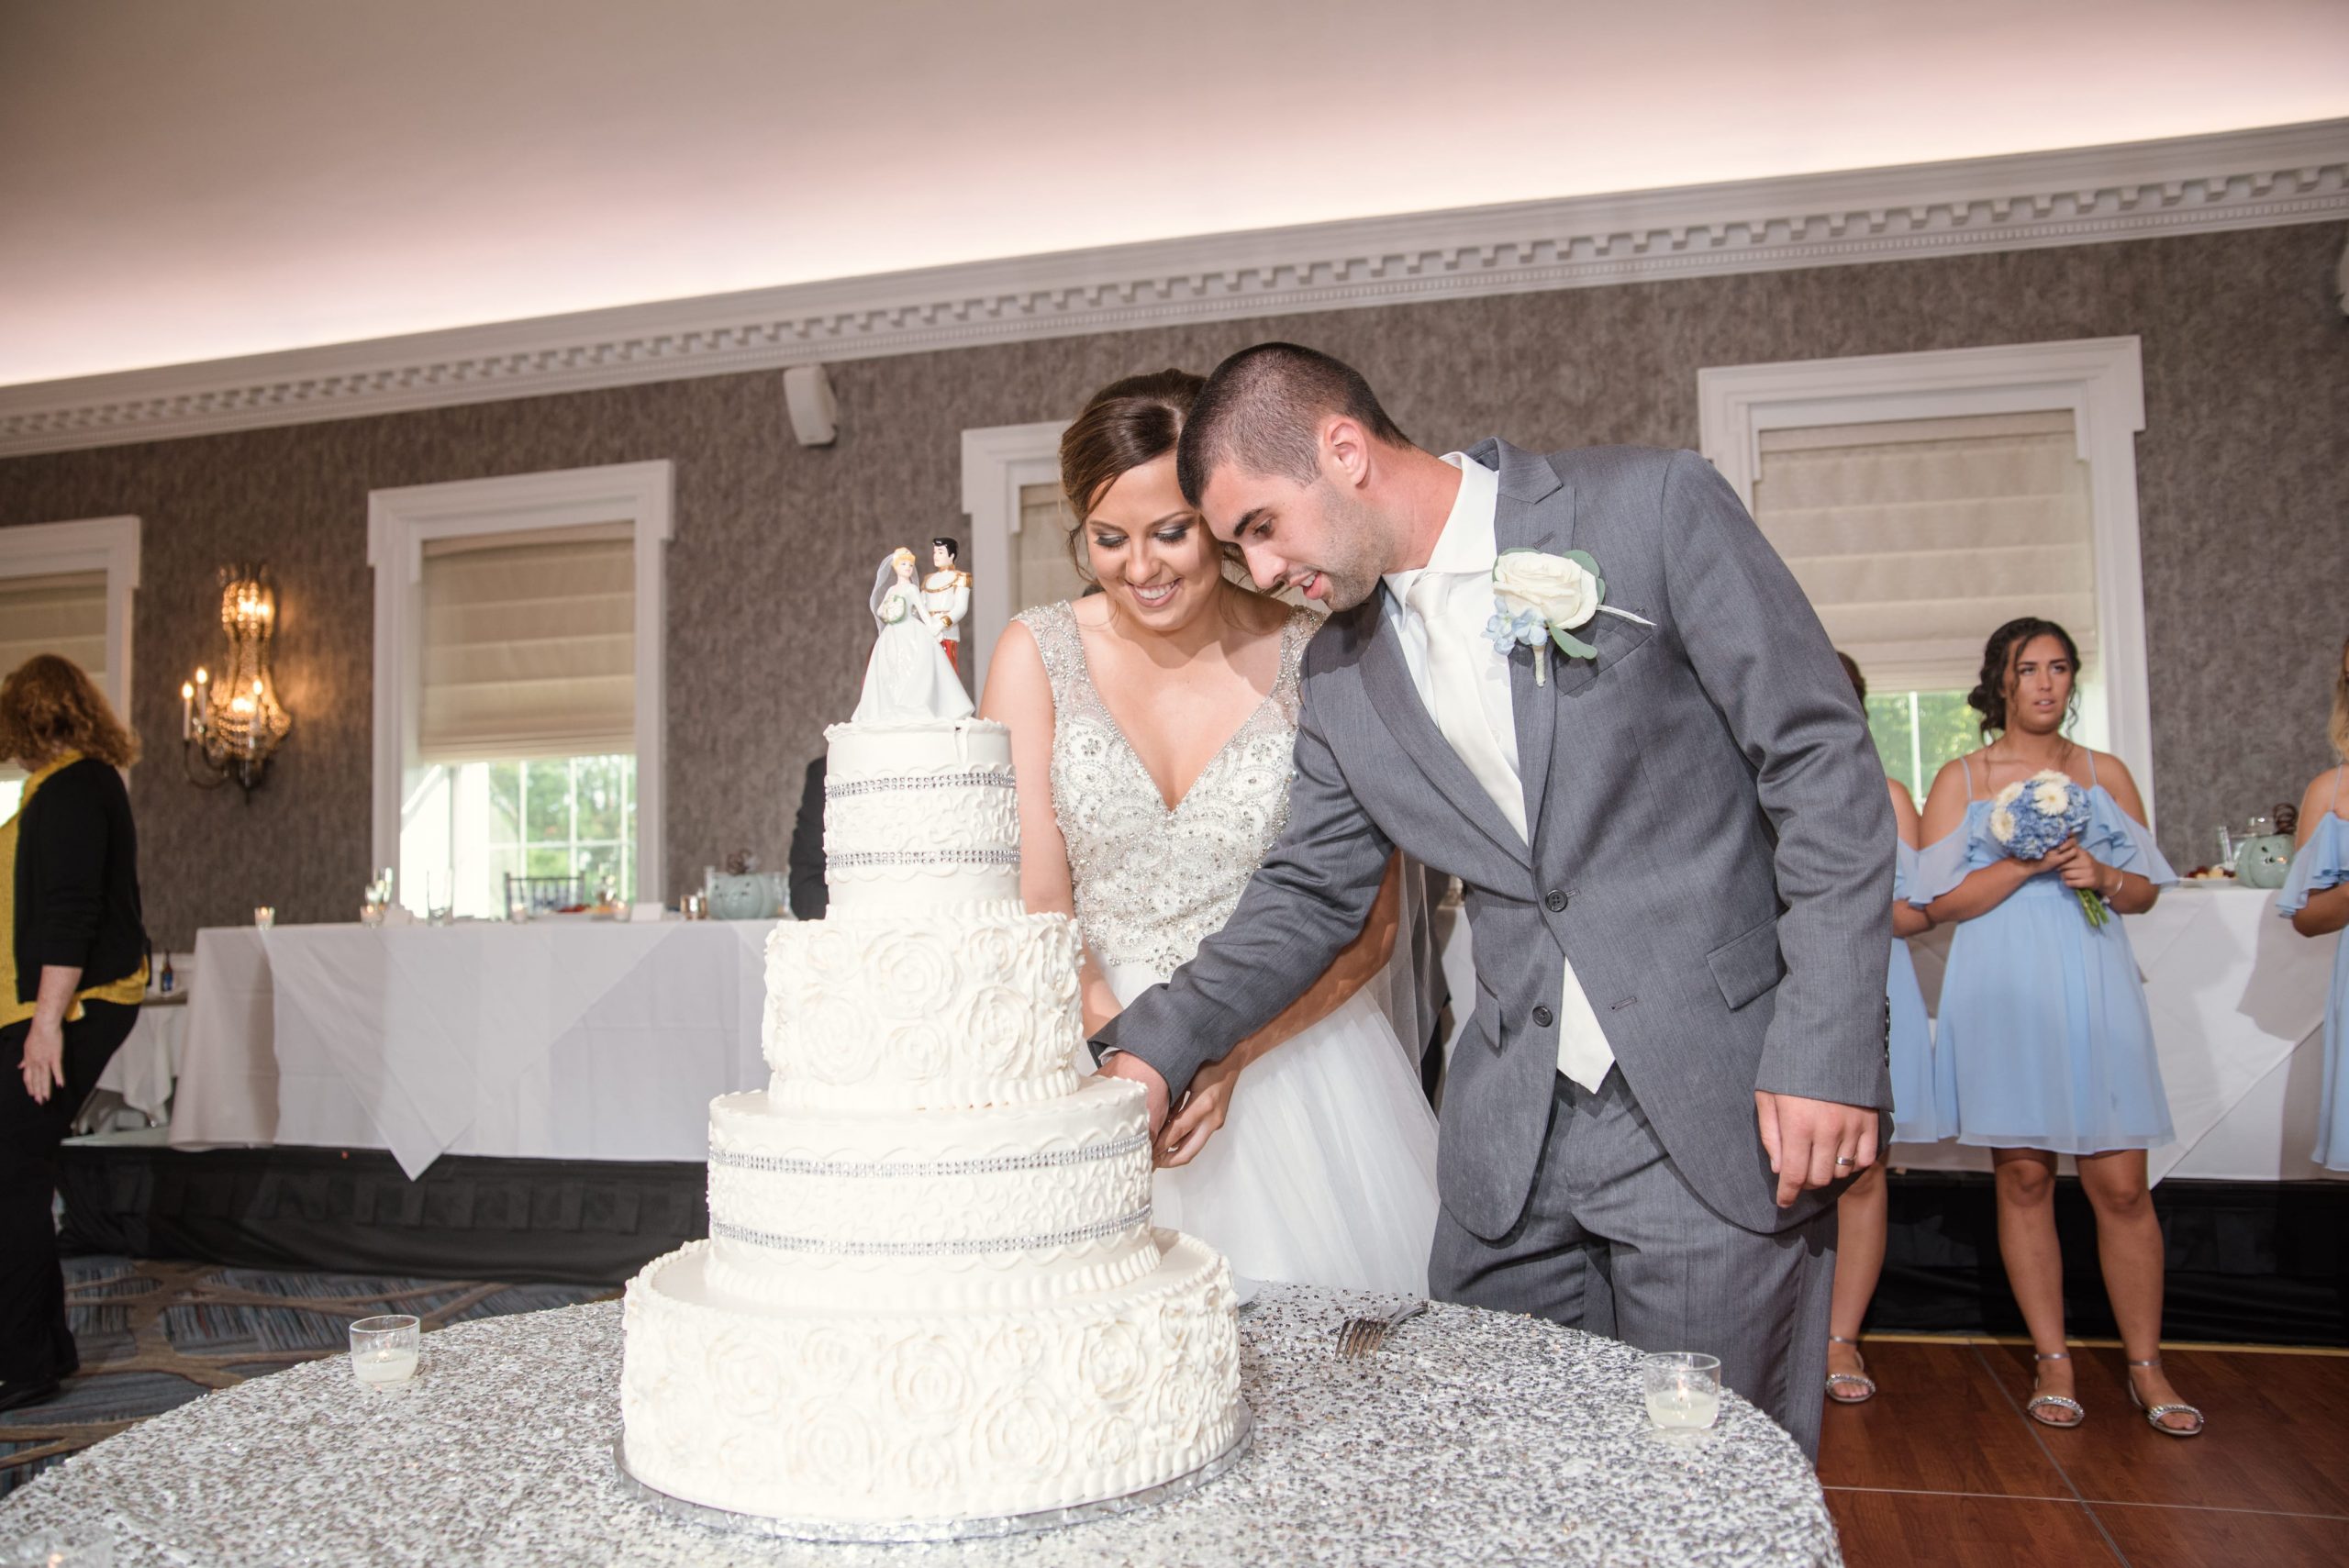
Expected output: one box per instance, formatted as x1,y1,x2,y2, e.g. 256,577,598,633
3,0,2343,389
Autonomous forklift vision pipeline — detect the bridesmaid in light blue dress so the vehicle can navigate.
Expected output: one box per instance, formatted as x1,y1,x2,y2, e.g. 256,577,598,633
2279,641,2349,1171
1914,618,2201,1437
1825,654,1952,1407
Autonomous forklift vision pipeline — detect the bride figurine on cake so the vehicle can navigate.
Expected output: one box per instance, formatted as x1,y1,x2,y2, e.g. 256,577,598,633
852,547,974,724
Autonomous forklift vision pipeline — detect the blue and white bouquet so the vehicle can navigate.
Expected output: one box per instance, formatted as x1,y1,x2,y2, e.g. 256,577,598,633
1988,769,2105,927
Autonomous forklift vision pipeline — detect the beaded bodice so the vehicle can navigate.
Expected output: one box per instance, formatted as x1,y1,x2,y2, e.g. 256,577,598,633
1019,600,1317,979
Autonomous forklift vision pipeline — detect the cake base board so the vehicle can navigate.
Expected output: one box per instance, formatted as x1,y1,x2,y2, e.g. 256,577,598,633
609,1402,1253,1544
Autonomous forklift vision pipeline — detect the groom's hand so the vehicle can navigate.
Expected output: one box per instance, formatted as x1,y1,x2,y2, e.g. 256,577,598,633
1753,1091,1879,1208
1099,1050,1171,1135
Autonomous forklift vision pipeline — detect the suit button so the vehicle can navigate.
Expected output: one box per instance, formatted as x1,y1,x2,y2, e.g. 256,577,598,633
1532,1005,1555,1028
1544,889,1568,912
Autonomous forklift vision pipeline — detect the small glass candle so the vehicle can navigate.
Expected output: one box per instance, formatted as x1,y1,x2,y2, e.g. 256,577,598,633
252,906,275,930
1641,1351,1721,1430
350,1314,421,1389
5,1531,112,1567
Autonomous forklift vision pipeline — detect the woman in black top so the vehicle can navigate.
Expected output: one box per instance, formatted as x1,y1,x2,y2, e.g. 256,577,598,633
0,654,146,1413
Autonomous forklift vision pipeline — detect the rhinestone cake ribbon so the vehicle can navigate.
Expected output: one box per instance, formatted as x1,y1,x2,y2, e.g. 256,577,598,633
710,1132,1150,1180
825,770,1017,800
712,1203,1152,1258
826,849,1020,870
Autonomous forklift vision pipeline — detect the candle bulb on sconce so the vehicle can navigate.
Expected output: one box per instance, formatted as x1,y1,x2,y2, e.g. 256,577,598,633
178,566,291,798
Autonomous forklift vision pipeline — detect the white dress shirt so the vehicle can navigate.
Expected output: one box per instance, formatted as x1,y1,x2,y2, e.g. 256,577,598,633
1380,454,1614,1092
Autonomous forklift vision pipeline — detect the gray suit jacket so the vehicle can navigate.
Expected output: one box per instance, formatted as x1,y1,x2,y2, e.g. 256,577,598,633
1094,440,1894,1239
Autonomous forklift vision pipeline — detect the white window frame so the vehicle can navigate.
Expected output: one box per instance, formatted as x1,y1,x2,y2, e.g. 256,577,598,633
0,515,140,720
959,420,1071,697
1698,337,2154,821
367,462,672,903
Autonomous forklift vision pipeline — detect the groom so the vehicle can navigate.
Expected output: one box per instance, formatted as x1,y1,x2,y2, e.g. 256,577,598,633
1096,344,1893,1458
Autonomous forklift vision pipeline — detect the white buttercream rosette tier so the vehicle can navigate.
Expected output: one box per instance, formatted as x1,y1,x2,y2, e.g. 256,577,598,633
620,717,1243,1527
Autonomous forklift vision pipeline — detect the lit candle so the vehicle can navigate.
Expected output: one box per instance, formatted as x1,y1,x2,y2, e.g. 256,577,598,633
181,682,194,739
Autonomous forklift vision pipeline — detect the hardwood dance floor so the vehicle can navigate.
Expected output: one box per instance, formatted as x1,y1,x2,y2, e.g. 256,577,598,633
1819,1336,2349,1566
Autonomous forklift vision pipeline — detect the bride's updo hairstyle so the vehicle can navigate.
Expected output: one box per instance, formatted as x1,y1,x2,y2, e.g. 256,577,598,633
1967,616,2083,736
1057,370,1206,584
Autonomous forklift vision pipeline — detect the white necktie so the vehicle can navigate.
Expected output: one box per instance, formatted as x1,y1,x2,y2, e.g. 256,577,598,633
1401,573,1615,1093
1405,574,1526,840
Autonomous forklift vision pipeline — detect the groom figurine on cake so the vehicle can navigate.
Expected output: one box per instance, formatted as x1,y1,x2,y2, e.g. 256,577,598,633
1095,343,1892,1459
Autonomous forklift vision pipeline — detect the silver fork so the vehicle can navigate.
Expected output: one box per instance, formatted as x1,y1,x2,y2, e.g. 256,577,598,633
1336,1298,1429,1359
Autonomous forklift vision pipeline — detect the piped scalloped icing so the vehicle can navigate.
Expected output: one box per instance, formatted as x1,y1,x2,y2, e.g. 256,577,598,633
620,716,1243,1525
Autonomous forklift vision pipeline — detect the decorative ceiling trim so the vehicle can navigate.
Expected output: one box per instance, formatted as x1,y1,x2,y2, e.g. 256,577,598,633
3,119,2343,458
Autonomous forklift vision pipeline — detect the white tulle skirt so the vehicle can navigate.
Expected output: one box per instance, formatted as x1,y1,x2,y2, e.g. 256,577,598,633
1098,961,1442,1296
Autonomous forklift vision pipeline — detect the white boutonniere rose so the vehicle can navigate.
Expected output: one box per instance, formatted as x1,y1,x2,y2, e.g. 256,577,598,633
1486,548,1652,685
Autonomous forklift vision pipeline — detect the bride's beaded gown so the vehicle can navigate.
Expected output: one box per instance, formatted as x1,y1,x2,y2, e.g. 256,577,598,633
1019,601,1440,1294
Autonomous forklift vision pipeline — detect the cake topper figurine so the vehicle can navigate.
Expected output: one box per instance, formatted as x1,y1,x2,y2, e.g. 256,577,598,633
923,537,972,673
851,547,975,724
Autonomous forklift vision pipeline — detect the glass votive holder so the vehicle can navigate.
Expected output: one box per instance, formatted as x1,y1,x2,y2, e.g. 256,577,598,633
360,900,387,929
350,1314,421,1389
252,906,275,930
4,1530,112,1567
1641,1351,1722,1431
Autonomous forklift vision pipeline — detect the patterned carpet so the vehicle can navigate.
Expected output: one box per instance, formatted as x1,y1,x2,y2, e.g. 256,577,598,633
0,1256,611,1498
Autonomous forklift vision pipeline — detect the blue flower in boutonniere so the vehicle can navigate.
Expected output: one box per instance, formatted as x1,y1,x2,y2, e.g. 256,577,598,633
1490,549,1654,685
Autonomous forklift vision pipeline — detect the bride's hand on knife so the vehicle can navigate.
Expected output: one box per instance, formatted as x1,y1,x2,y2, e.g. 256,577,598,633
1158,1054,1240,1168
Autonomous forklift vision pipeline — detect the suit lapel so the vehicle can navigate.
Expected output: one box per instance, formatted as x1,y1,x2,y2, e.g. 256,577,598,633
1486,440,1570,848
1357,591,1533,872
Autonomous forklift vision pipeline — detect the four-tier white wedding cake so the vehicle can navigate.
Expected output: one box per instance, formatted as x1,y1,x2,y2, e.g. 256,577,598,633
619,717,1243,1526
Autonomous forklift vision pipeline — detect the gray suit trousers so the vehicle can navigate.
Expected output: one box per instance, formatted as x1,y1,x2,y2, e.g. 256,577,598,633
1431,1070,1837,1460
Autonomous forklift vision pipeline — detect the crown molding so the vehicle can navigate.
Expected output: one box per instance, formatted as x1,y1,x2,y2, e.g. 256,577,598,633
3,119,2343,459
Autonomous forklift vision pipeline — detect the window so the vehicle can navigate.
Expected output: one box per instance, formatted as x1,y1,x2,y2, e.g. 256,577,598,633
0,517,139,819
960,421,1069,695
1752,411,2097,802
370,464,670,914
1014,484,1090,616
1699,339,2154,817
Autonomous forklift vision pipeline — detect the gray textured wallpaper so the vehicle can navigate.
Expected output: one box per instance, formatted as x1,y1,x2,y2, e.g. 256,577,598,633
1,222,2343,947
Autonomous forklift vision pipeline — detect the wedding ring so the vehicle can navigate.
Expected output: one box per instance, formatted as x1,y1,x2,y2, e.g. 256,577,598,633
1834,1156,1854,1167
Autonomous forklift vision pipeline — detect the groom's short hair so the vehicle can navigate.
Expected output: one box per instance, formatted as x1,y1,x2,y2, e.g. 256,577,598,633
1175,343,1409,506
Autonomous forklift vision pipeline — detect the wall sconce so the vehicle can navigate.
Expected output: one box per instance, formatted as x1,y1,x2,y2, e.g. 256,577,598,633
180,565,291,797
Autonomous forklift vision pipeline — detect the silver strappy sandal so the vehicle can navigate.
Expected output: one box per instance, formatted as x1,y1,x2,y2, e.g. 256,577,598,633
2026,1351,2086,1429
1824,1336,1876,1405
2126,1357,2206,1438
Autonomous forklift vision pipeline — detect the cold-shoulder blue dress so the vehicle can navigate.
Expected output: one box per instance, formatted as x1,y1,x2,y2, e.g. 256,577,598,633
1911,754,2177,1154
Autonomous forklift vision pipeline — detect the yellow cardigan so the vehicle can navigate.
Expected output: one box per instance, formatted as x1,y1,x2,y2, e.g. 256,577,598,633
0,751,147,1029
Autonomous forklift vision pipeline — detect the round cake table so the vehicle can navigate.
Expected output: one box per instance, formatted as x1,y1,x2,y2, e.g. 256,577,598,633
1,1285,1841,1566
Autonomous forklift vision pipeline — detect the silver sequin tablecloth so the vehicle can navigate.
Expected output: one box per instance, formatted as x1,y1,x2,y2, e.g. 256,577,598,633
1,1286,1841,1566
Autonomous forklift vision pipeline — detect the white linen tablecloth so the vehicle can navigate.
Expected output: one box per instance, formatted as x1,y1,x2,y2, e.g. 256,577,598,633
167,920,777,1176
1901,881,2339,1182
166,927,281,1149
1437,883,2339,1184
91,1001,186,1123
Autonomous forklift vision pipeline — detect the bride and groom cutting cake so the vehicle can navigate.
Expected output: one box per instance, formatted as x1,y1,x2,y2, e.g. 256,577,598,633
618,342,1888,1524
1002,345,1891,1462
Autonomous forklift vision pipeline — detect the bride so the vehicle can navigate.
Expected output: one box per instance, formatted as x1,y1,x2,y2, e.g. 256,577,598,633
852,548,972,724
980,369,1440,1295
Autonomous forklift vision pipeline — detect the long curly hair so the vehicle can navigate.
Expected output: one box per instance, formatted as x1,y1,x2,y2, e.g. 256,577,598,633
1966,617,2082,737
0,654,139,769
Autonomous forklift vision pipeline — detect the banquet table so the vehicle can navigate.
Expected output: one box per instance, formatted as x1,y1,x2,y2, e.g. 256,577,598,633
166,919,779,1176
0,1285,1841,1567
1428,881,2340,1184
1898,882,2342,1183
86,996,187,1126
